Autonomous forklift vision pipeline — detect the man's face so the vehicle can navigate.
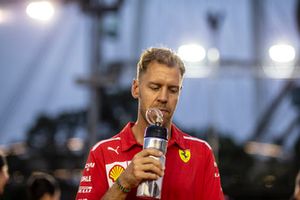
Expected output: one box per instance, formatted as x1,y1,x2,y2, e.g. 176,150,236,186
295,172,300,200
132,61,183,127
41,191,61,200
50,190,61,200
0,165,9,194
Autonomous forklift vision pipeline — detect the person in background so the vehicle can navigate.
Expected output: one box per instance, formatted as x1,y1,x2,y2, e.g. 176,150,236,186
0,152,9,196
76,47,224,200
27,172,61,200
291,170,300,200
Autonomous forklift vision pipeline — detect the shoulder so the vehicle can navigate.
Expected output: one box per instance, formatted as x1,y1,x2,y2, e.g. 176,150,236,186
172,124,212,151
181,134,215,161
182,135,212,150
90,122,134,153
91,134,121,152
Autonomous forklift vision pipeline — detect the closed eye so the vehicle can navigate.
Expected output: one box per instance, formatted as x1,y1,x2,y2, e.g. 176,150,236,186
169,86,179,94
149,83,160,91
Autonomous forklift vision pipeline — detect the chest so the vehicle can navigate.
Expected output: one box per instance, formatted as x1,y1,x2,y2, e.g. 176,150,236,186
103,145,206,199
161,147,205,199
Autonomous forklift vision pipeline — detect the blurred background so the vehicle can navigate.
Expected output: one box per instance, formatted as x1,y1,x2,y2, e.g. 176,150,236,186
0,0,300,199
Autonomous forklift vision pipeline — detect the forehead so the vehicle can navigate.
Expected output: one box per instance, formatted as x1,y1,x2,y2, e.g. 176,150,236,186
140,61,182,83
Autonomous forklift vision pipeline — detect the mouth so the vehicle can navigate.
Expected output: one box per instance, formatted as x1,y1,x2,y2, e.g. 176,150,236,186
158,108,170,115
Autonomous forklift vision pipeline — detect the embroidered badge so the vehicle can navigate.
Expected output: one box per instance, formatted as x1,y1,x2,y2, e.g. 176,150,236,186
106,161,129,187
109,165,125,182
179,149,191,163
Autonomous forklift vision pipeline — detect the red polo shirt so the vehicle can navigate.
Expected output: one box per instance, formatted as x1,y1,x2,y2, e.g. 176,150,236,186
76,122,224,200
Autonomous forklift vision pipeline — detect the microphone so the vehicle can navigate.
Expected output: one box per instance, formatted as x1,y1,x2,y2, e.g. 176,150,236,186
136,108,168,199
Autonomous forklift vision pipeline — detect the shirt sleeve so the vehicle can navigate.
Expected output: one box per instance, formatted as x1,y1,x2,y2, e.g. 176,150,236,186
76,148,108,200
203,148,224,200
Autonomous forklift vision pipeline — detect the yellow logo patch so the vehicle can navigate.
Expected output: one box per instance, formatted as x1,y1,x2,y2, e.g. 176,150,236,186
109,165,125,182
179,149,191,163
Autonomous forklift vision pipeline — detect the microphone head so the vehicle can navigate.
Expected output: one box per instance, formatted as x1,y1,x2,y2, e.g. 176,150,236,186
144,125,167,140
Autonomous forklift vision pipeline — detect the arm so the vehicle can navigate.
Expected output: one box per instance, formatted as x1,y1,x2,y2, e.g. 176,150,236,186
76,150,108,200
203,149,224,200
102,148,164,200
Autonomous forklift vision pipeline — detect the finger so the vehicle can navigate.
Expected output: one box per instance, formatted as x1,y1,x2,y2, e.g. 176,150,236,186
136,148,163,158
135,170,161,181
132,154,163,171
138,156,162,168
138,163,164,177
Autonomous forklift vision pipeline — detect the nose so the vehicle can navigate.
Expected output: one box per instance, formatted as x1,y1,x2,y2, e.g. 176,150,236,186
157,88,168,103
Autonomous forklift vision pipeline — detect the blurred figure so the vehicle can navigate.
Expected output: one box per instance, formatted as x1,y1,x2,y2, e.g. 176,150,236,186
27,172,60,200
292,170,300,200
0,152,9,196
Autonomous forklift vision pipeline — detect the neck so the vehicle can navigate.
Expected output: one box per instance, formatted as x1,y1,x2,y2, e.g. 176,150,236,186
131,120,147,145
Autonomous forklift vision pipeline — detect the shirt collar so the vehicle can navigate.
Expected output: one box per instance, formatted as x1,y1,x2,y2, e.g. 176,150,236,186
168,124,186,150
119,122,187,152
119,122,142,152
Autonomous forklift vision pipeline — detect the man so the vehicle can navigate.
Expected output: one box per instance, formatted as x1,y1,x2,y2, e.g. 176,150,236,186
27,172,61,200
0,152,9,196
76,47,224,200
291,170,300,200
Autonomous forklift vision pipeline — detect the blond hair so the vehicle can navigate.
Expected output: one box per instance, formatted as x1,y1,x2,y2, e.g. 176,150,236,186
137,47,185,79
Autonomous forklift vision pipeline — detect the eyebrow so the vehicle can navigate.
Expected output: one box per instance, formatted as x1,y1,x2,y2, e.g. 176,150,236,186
148,82,160,85
148,81,180,88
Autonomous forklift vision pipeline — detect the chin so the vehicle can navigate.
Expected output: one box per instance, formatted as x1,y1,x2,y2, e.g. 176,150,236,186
162,120,171,127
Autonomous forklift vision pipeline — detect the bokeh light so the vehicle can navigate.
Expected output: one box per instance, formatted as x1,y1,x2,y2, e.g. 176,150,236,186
26,1,55,21
178,44,206,62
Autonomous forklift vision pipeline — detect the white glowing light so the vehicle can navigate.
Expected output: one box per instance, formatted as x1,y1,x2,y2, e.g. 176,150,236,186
178,44,206,62
269,44,295,63
207,48,220,63
0,9,4,23
26,1,55,21
245,141,282,158
0,9,11,24
67,138,84,151
262,64,295,79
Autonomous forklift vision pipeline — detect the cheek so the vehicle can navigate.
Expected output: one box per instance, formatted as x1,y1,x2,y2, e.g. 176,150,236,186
55,195,61,200
170,97,179,107
0,179,4,189
139,90,155,106
296,187,300,194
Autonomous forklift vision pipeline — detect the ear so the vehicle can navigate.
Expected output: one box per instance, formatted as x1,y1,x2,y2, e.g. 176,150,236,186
131,79,139,99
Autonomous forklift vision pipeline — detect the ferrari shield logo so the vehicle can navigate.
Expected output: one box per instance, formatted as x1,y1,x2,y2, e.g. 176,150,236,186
179,149,191,163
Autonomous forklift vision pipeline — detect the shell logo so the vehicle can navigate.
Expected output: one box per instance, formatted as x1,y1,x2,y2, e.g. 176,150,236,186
109,165,125,182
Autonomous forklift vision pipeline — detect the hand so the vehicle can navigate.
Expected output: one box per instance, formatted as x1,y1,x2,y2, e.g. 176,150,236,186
117,148,164,189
